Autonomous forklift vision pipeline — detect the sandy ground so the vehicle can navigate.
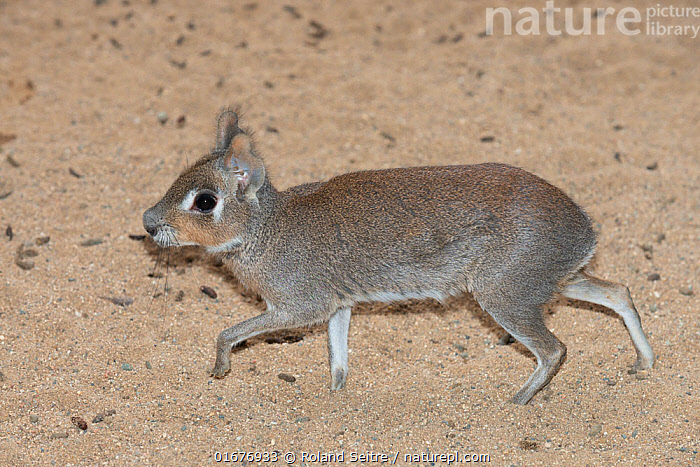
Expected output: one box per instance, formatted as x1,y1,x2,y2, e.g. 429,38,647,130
0,0,698,465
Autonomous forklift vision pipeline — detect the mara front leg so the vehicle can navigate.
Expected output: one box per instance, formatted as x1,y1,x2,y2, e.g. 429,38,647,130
210,308,325,378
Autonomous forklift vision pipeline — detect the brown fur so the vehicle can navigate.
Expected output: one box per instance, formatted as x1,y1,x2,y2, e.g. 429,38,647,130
143,110,654,404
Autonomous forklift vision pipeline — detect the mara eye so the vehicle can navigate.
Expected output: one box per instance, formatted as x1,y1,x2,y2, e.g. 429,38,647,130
193,193,217,212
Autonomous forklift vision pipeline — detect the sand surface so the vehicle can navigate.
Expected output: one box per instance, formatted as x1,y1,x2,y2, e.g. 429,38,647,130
0,0,698,465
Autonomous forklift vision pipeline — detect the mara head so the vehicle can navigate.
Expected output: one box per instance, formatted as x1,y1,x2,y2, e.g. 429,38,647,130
143,110,267,252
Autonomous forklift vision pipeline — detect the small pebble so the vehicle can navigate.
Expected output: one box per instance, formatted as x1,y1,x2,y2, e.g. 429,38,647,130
176,115,186,128
30,415,39,423
145,361,152,369
589,424,603,437
295,416,310,423
649,304,658,313
0,371,5,381
101,296,134,307
92,409,116,423
679,287,693,296
50,432,68,439
6,155,21,167
15,258,35,270
35,236,50,245
121,363,133,371
71,416,88,431
278,373,296,383
647,273,660,281
80,238,103,247
157,112,168,125
200,285,217,299
175,290,185,302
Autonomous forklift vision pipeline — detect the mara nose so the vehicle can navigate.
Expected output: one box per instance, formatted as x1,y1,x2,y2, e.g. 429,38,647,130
142,207,162,237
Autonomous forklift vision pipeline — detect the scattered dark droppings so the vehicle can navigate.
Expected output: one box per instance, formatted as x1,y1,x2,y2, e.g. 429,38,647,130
236,41,248,49
480,135,495,143
244,2,258,10
200,49,211,56
109,38,122,49
100,296,134,307
6,155,21,167
263,81,274,89
518,440,538,451
109,18,118,27
380,132,396,144
186,21,195,30
655,233,666,243
613,123,624,131
128,234,146,241
477,30,488,37
169,59,187,69
175,290,185,301
80,238,103,247
200,285,217,299
308,20,329,39
92,409,116,423
176,115,186,128
647,273,661,281
614,152,622,162
278,373,296,383
175,34,185,45
265,126,279,133
452,33,464,43
435,35,448,44
283,5,302,19
5,225,13,241
69,168,83,178
0,190,12,200
35,236,50,245
148,272,163,278
71,416,88,431
646,161,658,171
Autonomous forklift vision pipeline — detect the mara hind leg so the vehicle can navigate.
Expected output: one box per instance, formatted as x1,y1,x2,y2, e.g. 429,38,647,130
561,270,654,370
476,294,567,405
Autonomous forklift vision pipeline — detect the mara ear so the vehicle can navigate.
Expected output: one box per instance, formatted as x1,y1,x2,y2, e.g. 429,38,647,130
215,110,244,152
222,134,266,203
